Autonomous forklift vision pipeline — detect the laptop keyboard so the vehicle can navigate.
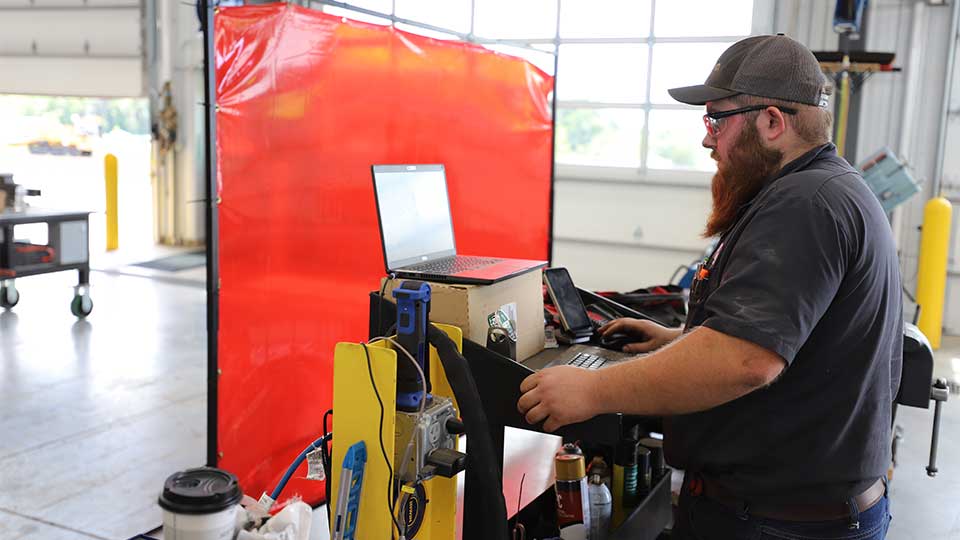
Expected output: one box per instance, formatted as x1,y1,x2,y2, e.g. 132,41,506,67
567,352,607,370
406,255,501,274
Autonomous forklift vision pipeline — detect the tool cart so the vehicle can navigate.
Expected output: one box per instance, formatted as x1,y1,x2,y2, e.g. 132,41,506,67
0,208,94,318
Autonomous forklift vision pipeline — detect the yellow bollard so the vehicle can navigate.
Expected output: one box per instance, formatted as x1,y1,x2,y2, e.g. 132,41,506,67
835,63,850,156
916,197,953,349
105,153,118,251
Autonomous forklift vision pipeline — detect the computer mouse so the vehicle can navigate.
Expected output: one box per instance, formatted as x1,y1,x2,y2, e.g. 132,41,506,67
599,332,632,351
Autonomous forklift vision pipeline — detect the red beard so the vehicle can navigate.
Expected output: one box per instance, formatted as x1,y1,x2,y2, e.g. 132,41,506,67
704,122,784,237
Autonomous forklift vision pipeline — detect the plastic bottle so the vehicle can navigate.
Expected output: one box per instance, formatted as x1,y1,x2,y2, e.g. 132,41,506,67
588,455,612,493
588,473,612,540
556,452,590,540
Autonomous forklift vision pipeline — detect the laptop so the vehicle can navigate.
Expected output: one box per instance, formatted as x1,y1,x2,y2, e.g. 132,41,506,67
371,164,547,285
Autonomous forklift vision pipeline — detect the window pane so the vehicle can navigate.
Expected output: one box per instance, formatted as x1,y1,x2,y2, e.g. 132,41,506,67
322,5,390,25
557,44,648,103
654,0,753,37
647,110,714,171
556,108,644,167
484,44,556,74
395,0,471,34
559,0,651,38
649,42,734,103
339,0,393,13
474,0,558,39
395,23,460,40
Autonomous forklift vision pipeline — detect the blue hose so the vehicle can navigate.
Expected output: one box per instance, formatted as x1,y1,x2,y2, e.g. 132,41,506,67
270,435,328,501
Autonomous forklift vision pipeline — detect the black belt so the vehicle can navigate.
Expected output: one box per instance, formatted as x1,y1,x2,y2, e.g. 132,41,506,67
694,476,886,522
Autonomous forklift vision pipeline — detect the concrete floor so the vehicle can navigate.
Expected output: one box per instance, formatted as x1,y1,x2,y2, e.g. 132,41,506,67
0,266,958,539
0,269,205,540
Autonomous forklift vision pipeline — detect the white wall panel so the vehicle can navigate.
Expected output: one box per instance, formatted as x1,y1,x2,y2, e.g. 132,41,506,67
0,9,138,56
0,1,135,5
553,240,702,292
0,2,141,97
853,1,958,334
553,179,712,253
550,171,713,290
774,0,838,50
146,0,205,245
0,56,141,97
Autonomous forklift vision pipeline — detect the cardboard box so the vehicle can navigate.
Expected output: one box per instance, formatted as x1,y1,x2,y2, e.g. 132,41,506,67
383,269,545,361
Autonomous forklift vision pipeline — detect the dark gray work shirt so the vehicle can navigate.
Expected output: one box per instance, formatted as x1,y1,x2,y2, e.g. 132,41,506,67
664,143,903,505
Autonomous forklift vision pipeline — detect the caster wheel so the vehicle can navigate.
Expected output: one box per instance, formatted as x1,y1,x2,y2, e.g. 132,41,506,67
1,286,19,309
71,295,93,318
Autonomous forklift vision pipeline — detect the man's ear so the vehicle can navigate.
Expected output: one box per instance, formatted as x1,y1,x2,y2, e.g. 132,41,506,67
756,107,787,141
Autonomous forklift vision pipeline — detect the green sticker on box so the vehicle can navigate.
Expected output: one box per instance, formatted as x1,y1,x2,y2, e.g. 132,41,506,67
488,302,518,341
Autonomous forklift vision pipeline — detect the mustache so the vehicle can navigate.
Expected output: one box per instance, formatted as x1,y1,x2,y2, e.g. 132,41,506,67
711,150,720,162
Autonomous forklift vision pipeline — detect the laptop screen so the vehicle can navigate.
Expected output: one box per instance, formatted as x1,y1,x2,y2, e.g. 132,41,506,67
372,164,457,270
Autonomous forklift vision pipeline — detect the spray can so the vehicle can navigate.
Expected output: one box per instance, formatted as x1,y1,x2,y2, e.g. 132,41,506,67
621,439,639,506
640,437,665,482
637,446,652,495
556,452,590,540
611,439,637,528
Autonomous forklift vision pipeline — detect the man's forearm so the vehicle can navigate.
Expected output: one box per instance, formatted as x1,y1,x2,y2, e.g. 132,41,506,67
589,326,784,416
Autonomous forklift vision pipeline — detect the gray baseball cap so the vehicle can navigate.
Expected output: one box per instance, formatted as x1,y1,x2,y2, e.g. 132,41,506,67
668,34,829,107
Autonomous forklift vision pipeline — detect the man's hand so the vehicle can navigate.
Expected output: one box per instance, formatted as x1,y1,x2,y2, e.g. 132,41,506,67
599,318,681,353
517,366,602,432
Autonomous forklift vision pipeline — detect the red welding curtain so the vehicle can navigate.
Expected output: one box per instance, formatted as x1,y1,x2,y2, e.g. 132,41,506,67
215,4,553,504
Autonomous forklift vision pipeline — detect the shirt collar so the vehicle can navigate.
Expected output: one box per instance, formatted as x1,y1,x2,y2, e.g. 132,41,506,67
727,143,836,228
768,143,836,184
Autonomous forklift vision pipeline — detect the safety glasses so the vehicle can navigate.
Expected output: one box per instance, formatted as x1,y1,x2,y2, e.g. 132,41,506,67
703,104,798,136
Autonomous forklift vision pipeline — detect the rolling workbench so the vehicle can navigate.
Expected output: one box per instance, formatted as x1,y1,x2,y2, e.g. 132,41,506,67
0,208,94,317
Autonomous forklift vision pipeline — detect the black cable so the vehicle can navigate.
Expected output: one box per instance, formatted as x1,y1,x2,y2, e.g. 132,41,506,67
323,409,333,439
426,324,510,540
321,408,332,521
668,265,688,285
512,473,526,524
322,436,332,525
902,283,917,304
901,284,921,325
361,342,402,537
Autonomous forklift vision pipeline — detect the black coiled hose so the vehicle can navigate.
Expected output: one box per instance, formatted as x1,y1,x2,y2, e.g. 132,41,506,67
426,324,509,540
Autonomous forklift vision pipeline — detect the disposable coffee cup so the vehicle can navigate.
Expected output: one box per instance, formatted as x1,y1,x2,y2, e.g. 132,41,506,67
159,466,243,540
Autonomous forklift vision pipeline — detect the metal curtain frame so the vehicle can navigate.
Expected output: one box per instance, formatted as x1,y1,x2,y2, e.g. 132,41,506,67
201,0,562,464
202,0,219,467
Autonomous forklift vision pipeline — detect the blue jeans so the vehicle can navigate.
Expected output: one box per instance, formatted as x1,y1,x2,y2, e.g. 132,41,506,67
673,479,892,540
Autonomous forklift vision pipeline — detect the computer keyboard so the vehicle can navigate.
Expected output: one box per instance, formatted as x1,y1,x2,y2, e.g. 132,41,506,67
407,255,500,274
567,352,607,370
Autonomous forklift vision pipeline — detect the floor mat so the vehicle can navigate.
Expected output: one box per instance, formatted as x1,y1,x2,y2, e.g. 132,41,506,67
132,251,206,272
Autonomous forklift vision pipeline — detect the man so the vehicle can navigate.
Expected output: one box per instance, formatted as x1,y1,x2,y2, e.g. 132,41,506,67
518,35,901,539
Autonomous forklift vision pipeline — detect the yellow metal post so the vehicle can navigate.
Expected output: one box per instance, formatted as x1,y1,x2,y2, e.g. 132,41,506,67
105,153,119,251
835,55,851,156
916,197,953,349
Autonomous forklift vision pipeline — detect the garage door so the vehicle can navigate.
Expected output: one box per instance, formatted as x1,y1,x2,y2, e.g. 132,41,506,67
0,0,142,97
